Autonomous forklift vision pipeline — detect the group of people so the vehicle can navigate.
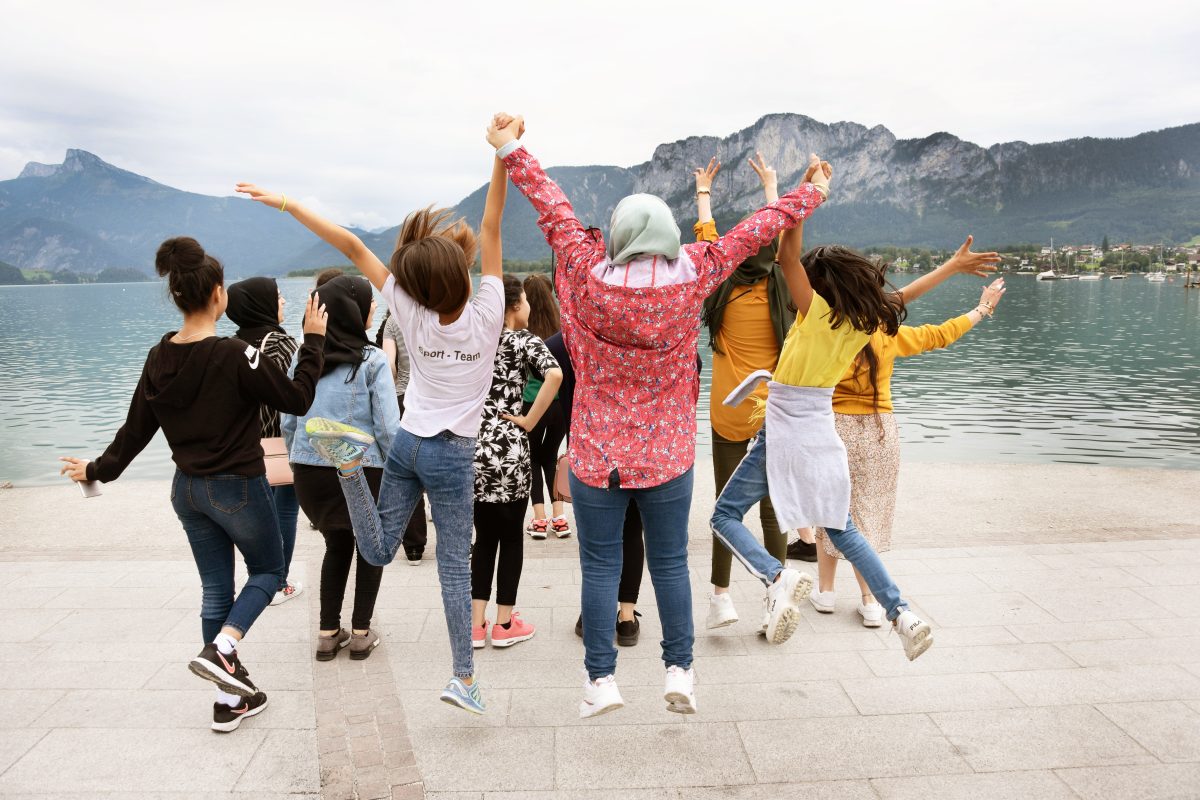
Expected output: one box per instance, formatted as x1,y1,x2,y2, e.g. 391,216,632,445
60,112,1006,730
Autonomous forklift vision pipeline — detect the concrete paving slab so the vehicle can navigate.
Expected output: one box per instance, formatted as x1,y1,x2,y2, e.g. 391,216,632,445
0,585,65,608
32,688,316,730
0,728,47,773
38,608,190,642
738,713,969,782
1058,635,1200,667
1131,585,1197,616
996,663,1200,706
1055,763,1200,800
555,722,754,789
232,729,320,793
911,591,1059,627
0,609,71,642
1029,586,1176,622
686,782,877,799
0,658,162,690
1004,619,1147,643
483,791,681,800
840,672,1025,715
930,705,1155,771
869,770,1079,800
413,727,556,792
0,728,268,792
1095,700,1200,762
860,642,1076,678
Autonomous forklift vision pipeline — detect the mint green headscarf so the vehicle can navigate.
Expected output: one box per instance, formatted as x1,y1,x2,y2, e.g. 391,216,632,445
606,194,681,265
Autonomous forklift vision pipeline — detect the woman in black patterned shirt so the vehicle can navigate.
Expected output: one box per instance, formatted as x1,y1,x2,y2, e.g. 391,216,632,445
470,275,563,648
226,277,302,605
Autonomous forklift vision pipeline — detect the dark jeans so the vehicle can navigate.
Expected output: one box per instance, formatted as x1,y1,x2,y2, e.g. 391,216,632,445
294,464,384,631
272,483,299,582
171,469,285,643
396,393,428,551
710,428,786,588
570,467,694,680
524,399,566,507
471,498,528,606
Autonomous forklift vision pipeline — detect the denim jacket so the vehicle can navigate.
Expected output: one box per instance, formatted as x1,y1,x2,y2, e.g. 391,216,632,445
281,346,399,468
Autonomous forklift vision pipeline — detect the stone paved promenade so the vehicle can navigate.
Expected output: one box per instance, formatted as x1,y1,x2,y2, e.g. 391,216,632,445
1,462,1198,799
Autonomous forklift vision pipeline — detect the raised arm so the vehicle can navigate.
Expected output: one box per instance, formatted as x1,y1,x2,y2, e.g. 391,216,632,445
896,278,1006,356
688,152,830,298
775,155,830,316
898,235,1001,303
694,157,720,226
235,183,391,291
480,115,516,279
493,120,606,286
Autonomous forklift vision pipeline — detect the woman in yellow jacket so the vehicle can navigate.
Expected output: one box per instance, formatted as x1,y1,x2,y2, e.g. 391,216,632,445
810,257,1006,627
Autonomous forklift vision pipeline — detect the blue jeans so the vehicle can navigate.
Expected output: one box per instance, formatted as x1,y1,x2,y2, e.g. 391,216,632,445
709,425,908,620
339,427,476,679
171,469,286,643
570,467,694,680
272,484,299,582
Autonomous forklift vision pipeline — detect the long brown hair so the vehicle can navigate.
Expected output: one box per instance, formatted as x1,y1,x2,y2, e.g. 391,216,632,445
390,206,478,315
523,273,560,340
802,246,906,336
155,237,223,313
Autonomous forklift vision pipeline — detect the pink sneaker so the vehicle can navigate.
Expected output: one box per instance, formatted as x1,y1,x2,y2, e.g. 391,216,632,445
490,612,535,648
472,620,489,650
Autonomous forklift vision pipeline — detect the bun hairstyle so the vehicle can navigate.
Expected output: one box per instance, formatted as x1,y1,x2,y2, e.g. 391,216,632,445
390,206,477,315
154,237,224,313
502,274,524,312
523,273,560,340
801,245,906,337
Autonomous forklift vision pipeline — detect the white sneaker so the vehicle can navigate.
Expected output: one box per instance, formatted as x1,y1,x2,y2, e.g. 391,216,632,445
270,581,302,606
893,609,934,661
579,673,625,719
663,665,696,714
706,593,739,629
758,596,769,637
858,601,884,628
808,589,836,614
765,569,814,645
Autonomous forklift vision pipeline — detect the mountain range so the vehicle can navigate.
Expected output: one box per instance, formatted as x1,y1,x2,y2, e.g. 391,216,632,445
2,115,1197,274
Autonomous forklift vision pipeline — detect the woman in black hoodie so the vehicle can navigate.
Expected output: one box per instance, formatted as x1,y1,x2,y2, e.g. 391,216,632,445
59,237,328,733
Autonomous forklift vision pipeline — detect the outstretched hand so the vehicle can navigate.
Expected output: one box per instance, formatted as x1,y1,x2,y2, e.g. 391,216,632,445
979,277,1006,312
235,183,286,210
302,292,328,337
945,235,1001,278
487,112,525,149
693,157,720,192
748,152,777,192
58,456,90,482
803,153,832,197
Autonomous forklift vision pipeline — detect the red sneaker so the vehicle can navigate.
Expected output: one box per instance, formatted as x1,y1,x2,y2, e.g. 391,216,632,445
526,519,549,540
490,612,536,648
551,517,572,538
472,620,489,649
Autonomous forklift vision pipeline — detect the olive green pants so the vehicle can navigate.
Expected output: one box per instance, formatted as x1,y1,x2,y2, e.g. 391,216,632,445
709,428,787,588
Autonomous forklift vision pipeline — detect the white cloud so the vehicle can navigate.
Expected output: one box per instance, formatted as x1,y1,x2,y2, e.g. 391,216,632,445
2,0,1195,225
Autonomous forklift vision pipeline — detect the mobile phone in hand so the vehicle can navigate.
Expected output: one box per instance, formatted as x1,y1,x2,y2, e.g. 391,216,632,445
78,480,102,499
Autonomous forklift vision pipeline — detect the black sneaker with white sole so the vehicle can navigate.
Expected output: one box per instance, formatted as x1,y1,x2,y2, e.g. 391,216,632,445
189,643,259,697
212,691,268,733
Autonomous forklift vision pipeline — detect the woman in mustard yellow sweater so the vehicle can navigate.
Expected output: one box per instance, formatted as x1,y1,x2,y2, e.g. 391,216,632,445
810,265,1006,627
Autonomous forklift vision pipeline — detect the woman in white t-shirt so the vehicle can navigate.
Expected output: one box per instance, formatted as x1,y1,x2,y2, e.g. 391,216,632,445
235,115,520,715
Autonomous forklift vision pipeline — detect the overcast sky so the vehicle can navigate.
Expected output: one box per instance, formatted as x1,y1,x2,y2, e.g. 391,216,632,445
2,0,1195,228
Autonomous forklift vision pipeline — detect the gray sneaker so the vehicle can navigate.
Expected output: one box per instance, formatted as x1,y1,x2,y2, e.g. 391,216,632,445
349,629,380,661
315,629,350,661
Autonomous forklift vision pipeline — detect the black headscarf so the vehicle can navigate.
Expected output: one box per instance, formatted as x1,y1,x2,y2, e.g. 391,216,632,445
702,240,795,356
315,275,373,379
226,277,286,345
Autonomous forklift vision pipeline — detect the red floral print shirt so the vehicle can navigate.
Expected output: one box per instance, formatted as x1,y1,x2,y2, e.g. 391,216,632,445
502,146,824,489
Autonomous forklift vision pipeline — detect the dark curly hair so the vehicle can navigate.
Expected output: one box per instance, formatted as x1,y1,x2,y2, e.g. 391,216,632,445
802,246,906,336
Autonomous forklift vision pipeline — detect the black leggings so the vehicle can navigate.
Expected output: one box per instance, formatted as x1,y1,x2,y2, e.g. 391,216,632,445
471,498,528,606
619,499,645,605
525,400,566,507
293,464,384,631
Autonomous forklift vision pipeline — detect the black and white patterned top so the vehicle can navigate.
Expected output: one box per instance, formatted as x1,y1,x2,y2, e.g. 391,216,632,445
258,332,299,438
474,328,559,502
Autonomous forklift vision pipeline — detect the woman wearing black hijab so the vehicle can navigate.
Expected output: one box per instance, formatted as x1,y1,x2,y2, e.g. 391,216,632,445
280,276,400,661
226,277,303,605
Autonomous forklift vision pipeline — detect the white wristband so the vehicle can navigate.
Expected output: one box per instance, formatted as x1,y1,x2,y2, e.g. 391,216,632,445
496,140,522,159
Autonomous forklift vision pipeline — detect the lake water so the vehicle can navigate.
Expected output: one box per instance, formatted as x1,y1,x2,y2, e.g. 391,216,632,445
2,274,1198,486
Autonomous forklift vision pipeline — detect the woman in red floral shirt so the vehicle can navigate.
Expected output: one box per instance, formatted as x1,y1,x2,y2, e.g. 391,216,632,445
493,115,829,718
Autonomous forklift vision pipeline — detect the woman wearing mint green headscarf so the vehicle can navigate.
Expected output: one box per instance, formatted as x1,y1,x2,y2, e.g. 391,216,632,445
492,113,830,719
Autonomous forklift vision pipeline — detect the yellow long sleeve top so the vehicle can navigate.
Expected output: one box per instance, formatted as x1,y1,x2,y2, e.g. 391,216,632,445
832,315,972,414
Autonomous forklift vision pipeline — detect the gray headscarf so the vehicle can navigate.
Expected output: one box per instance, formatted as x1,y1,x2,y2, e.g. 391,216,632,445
606,194,681,265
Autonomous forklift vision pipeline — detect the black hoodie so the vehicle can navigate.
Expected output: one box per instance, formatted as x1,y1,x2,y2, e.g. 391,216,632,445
87,332,325,482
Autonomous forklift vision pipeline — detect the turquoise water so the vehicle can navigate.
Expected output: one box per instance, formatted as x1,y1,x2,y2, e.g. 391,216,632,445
2,274,1198,486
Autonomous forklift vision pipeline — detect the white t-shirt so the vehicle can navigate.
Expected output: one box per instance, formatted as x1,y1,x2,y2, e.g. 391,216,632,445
382,274,505,438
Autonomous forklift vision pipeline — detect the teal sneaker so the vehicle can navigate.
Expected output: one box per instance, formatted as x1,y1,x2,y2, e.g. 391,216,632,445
439,676,485,715
305,418,374,469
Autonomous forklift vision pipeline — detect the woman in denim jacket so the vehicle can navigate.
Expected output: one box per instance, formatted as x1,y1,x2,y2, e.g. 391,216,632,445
282,276,399,662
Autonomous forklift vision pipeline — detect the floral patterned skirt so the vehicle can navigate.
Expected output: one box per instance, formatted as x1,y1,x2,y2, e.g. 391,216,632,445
817,412,900,558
